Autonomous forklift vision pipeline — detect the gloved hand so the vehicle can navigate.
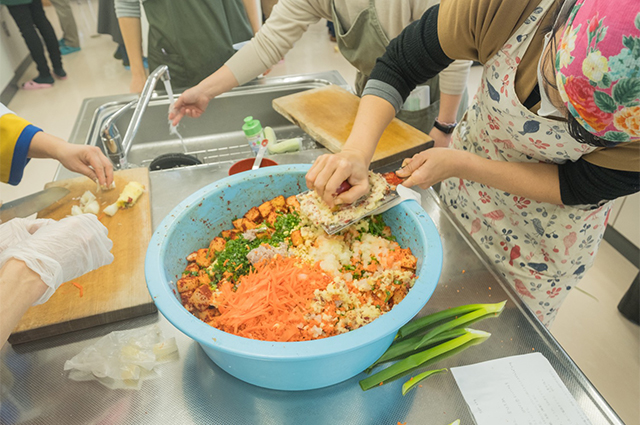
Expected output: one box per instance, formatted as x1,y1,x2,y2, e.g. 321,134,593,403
0,217,54,253
0,214,114,305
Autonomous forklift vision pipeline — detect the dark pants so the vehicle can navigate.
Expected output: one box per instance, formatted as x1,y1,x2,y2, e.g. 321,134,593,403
8,0,62,78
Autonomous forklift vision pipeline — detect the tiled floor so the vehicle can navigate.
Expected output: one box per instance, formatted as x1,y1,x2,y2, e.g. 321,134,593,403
2,3,639,424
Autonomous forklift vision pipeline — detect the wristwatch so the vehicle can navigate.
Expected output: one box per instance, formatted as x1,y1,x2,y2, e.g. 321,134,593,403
433,118,457,134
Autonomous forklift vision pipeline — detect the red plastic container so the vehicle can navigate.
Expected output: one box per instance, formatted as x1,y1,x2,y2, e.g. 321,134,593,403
228,158,278,175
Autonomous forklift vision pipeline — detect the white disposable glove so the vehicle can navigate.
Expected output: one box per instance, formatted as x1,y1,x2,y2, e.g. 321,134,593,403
0,217,54,253
0,214,114,305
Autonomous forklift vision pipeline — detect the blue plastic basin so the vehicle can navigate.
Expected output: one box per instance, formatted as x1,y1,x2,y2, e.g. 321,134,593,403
145,164,443,391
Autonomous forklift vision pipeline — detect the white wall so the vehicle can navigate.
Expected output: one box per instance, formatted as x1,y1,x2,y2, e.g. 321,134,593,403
0,5,30,94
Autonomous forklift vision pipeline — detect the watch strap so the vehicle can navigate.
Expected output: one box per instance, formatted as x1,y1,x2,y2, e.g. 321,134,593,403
433,118,457,134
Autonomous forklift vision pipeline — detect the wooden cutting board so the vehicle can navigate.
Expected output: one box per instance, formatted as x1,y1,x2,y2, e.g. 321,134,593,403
272,85,434,168
8,167,156,344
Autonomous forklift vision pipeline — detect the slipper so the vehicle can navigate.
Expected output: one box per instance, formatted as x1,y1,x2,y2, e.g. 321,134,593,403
53,69,68,80
22,80,53,90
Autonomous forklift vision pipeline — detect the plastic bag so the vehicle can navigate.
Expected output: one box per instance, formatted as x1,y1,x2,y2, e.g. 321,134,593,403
63,325,179,390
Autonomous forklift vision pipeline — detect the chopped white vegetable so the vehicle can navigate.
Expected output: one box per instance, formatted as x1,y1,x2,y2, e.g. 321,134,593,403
97,180,117,192
103,203,119,217
83,200,100,215
79,190,96,207
71,205,84,216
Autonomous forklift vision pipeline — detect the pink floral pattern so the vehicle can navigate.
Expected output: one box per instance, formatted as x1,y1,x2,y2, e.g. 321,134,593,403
555,0,640,142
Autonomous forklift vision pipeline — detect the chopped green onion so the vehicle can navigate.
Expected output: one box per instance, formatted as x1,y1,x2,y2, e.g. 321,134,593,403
396,302,504,341
414,301,505,350
359,328,491,391
401,368,447,395
366,328,468,372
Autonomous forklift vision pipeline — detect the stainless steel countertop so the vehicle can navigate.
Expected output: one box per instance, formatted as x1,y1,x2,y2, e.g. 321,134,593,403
0,148,623,424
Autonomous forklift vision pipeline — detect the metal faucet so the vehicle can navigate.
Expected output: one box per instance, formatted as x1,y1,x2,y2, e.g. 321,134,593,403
100,65,171,169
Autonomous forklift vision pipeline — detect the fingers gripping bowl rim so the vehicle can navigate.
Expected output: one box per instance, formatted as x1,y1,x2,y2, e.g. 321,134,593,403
145,164,443,391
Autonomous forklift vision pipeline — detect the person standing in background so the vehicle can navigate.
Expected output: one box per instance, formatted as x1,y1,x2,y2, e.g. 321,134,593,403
1,0,66,89
49,0,81,54
170,0,471,148
97,0,129,67
114,0,260,93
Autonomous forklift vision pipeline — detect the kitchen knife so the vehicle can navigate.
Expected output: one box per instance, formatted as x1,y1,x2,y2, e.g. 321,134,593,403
0,187,70,222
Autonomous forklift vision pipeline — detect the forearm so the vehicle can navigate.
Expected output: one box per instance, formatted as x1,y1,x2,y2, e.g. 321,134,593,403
118,17,146,80
437,92,463,124
26,131,66,161
242,0,261,34
460,152,562,204
196,65,240,100
342,95,396,164
0,259,47,347
226,0,323,86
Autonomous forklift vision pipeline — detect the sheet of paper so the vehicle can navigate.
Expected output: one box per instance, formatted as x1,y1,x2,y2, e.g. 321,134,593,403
451,353,592,425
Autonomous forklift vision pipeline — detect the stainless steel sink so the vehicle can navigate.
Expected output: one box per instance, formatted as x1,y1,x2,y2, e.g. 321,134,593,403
57,71,349,180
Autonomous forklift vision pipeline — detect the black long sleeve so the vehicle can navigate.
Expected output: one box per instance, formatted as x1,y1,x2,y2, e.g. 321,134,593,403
559,159,640,207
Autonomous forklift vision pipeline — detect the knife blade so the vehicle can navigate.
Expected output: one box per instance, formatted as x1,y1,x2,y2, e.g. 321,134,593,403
0,187,70,222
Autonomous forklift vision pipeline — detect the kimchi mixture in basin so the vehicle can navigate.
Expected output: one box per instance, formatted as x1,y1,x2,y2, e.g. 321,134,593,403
177,173,418,342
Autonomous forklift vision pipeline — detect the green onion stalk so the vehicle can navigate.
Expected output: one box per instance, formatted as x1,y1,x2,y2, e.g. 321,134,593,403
359,328,491,391
401,368,447,395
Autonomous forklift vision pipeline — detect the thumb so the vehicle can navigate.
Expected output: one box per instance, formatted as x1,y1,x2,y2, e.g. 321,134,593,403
396,158,419,178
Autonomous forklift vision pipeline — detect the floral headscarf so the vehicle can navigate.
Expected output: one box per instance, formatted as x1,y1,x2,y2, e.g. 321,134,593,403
555,0,640,142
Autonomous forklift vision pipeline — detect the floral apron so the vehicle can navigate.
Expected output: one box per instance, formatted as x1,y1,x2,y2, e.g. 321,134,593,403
439,0,612,326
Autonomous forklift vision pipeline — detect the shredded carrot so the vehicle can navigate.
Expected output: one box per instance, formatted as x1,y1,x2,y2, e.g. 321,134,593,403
210,256,333,342
97,213,105,221
70,282,84,297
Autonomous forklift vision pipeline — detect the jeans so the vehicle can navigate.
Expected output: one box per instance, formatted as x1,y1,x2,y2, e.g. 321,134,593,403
7,0,62,78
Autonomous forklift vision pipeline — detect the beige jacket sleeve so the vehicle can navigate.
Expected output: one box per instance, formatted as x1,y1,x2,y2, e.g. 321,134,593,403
226,0,333,85
226,0,470,95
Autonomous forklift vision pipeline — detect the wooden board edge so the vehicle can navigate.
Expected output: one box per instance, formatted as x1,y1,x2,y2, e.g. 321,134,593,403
271,100,298,126
8,303,158,345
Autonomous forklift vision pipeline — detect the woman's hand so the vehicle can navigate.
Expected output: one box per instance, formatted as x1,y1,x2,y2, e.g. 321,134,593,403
306,149,370,207
54,143,114,188
169,85,211,126
29,132,114,188
396,148,467,189
0,214,114,306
